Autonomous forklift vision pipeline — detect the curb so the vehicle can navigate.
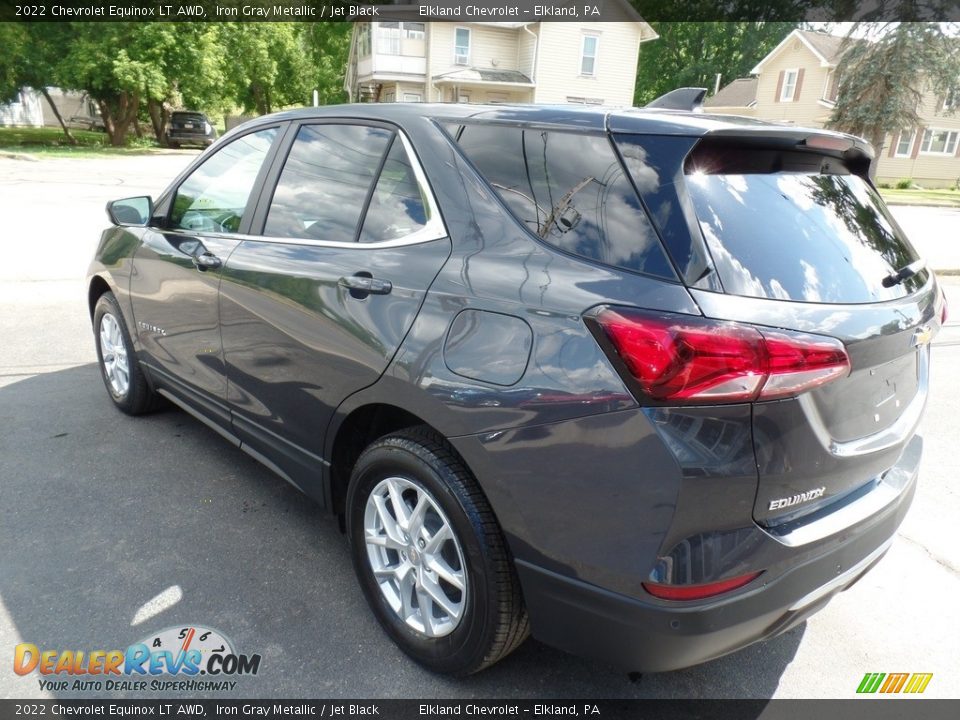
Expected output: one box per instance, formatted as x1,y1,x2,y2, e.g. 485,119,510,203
0,151,39,161
934,269,960,277
885,201,960,210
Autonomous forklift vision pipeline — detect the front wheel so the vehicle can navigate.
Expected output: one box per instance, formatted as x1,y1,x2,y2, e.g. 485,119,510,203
346,427,528,675
93,291,159,415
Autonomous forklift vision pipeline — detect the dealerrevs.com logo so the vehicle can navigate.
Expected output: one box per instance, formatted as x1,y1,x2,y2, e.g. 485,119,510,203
13,625,261,693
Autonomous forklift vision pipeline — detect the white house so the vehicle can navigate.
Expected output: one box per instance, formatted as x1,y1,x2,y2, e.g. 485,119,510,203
344,3,657,106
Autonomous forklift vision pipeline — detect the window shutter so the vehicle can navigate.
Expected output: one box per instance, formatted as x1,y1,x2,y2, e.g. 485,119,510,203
774,71,784,102
911,128,924,159
888,131,898,158
794,68,805,100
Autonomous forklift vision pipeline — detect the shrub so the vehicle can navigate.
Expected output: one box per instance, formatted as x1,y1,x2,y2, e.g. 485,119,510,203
895,178,913,190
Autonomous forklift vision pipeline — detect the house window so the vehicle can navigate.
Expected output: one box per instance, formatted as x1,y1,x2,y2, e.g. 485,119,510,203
403,22,425,40
403,93,422,103
894,129,916,157
457,93,470,103
381,91,396,103
781,69,799,101
377,21,401,55
920,128,959,155
454,28,470,65
822,70,839,103
943,89,957,111
358,23,371,57
580,35,599,76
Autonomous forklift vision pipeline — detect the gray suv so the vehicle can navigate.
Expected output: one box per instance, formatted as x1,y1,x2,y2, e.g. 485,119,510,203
87,103,946,675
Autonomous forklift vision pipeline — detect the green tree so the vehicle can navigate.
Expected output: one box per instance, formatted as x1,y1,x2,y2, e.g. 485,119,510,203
222,23,314,115
121,23,229,144
0,23,80,144
301,22,352,106
827,21,960,177
57,23,147,146
635,22,799,107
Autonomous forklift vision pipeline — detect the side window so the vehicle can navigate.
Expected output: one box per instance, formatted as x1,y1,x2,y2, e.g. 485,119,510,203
450,124,676,280
359,137,429,243
170,128,278,233
264,124,393,242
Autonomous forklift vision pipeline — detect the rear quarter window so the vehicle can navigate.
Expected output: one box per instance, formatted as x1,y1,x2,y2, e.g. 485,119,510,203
447,124,676,281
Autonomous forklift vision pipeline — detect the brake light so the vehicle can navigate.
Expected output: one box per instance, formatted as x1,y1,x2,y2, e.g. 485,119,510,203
594,308,849,404
643,571,762,601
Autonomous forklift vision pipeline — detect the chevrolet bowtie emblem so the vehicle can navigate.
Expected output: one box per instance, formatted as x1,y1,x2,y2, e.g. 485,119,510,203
912,325,933,347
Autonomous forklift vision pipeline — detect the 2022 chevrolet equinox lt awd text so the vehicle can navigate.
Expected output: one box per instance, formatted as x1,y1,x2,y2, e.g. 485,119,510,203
88,103,946,675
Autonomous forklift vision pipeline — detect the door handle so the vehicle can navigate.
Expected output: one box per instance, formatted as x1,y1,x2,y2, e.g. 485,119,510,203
193,252,222,271
339,274,393,297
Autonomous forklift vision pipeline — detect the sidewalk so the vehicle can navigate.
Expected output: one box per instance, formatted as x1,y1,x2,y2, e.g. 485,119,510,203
889,205,960,274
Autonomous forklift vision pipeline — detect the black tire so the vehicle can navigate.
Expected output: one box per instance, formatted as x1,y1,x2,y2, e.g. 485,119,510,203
346,426,529,675
92,291,160,415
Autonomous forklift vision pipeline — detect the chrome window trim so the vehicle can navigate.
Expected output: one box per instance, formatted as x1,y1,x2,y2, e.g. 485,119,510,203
246,126,448,250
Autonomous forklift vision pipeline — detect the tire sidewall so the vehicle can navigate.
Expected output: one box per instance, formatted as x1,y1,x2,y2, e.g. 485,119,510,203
347,440,497,674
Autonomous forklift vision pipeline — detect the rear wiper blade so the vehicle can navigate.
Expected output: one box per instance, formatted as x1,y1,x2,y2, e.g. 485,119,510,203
882,259,926,288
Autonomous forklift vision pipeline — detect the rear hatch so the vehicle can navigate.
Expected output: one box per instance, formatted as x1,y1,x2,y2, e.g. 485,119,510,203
615,127,942,527
170,112,207,133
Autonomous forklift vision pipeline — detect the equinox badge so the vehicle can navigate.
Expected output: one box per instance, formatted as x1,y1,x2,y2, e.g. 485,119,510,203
769,487,826,511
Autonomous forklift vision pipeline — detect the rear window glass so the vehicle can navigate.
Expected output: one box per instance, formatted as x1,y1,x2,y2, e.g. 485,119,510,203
684,150,925,303
448,124,676,280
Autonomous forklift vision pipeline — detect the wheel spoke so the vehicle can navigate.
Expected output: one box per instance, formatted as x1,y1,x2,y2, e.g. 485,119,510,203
420,574,461,620
386,478,411,531
100,326,113,354
398,567,417,621
427,556,465,592
424,522,451,554
416,585,436,636
372,493,405,545
407,494,429,538
365,531,404,551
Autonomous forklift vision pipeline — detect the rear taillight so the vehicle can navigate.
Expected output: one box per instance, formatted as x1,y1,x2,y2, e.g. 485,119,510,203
643,571,762,601
593,308,849,404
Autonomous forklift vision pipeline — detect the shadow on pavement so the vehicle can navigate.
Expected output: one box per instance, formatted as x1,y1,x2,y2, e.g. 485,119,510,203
0,364,803,700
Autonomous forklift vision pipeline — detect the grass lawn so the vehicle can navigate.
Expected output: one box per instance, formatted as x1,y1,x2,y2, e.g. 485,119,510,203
0,126,162,157
879,187,960,208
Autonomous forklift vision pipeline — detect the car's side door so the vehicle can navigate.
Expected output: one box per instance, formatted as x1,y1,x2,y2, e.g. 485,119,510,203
129,125,285,428
218,121,451,500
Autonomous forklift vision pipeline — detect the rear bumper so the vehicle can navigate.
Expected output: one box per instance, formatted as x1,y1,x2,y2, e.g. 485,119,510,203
166,131,215,145
515,441,918,672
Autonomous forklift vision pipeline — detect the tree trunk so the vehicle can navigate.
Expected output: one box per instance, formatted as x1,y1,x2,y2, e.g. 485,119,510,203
868,128,887,180
99,92,140,147
39,87,77,146
147,99,171,145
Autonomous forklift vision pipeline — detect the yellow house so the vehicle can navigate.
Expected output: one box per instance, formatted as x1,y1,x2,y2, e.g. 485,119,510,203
343,3,657,107
705,28,960,188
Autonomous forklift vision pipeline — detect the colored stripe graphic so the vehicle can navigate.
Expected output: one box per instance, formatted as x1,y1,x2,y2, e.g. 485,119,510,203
857,673,885,693
857,672,933,694
880,673,909,693
903,673,933,694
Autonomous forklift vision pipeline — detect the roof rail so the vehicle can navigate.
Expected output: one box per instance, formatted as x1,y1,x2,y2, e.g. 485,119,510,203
645,88,707,112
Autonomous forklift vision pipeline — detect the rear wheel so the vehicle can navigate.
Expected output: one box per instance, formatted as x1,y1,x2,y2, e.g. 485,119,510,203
346,426,528,675
93,292,159,415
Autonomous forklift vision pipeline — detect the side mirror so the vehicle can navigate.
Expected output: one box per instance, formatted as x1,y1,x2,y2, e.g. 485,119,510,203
107,196,153,226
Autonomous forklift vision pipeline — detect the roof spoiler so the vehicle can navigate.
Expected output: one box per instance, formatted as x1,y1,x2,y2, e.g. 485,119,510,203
645,88,707,112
